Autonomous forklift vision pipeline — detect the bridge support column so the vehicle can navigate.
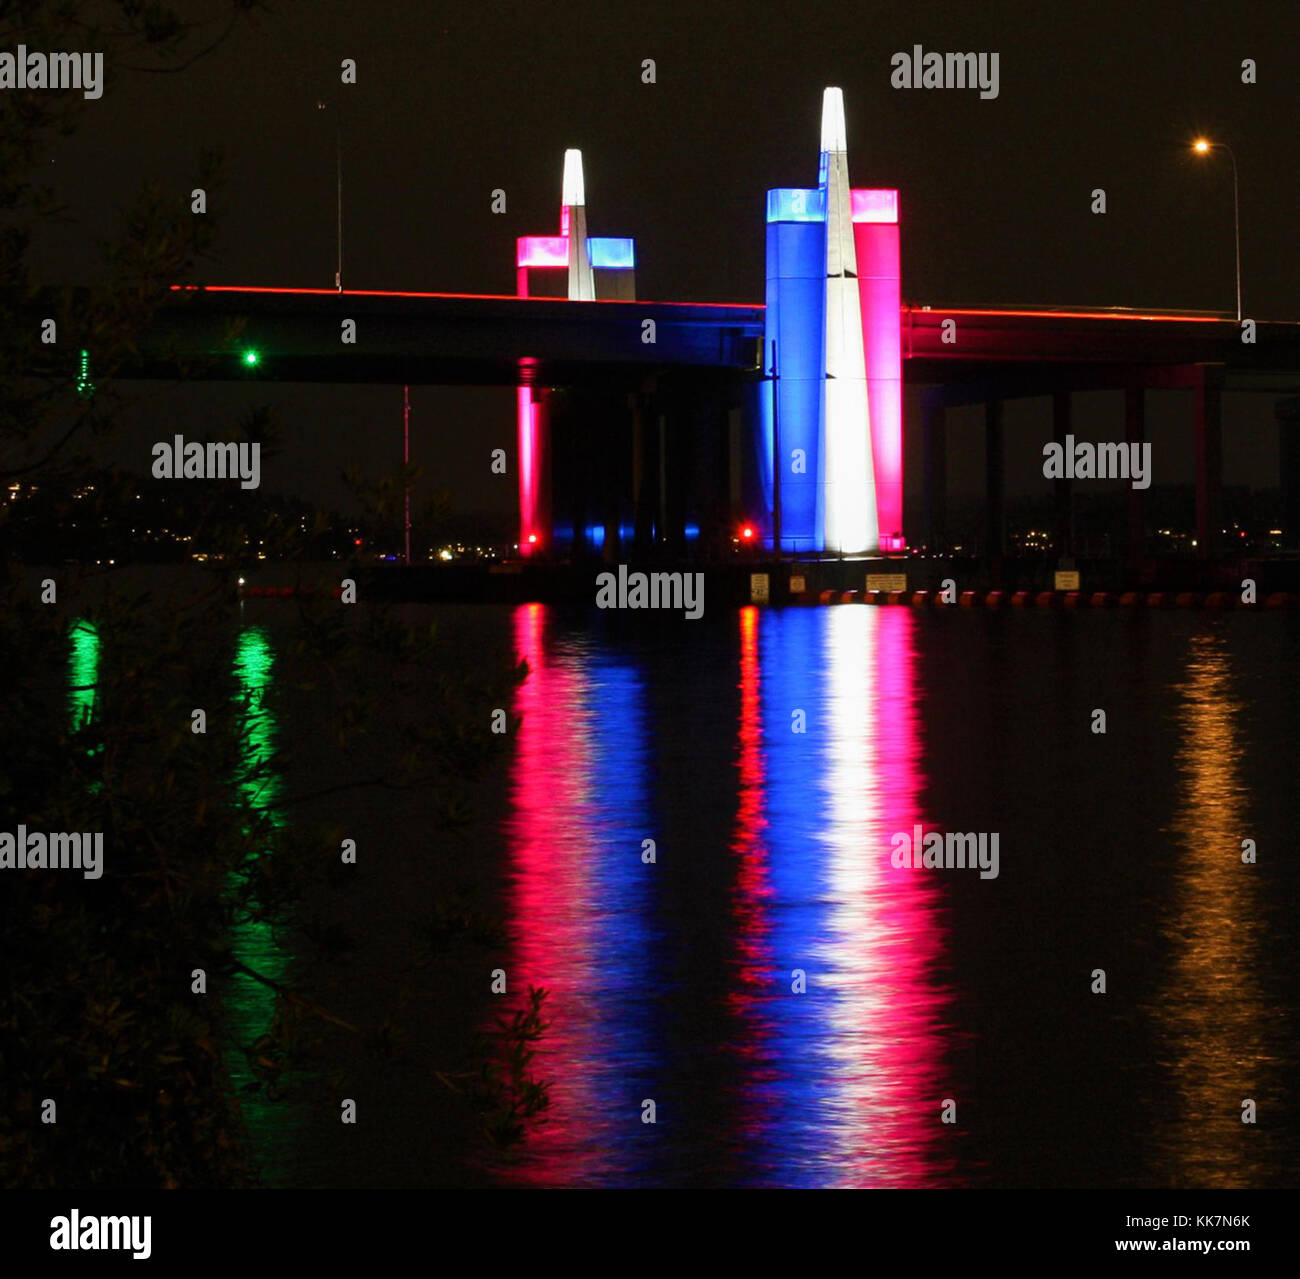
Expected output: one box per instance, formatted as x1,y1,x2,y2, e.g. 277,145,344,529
985,397,1005,583
653,395,690,554
657,409,669,550
588,390,632,563
1195,368,1224,558
631,389,655,555
1052,390,1074,558
704,392,733,555
553,390,592,559
1277,397,1300,551
601,413,621,565
728,401,743,552
1125,381,1146,564
517,386,552,557
922,396,947,553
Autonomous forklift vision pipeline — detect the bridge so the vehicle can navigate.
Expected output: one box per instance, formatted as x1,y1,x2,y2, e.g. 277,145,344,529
47,87,1300,565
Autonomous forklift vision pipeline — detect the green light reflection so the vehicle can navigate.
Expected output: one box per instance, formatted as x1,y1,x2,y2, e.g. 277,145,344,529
68,619,99,737
227,625,291,1179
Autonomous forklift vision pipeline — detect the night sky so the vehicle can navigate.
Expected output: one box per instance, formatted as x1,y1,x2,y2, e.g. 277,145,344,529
26,0,1300,517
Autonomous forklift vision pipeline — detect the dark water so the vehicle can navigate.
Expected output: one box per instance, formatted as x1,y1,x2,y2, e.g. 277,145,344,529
67,598,1300,1187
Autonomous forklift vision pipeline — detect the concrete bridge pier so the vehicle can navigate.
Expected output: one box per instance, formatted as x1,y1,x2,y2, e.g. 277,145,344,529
1278,396,1300,550
548,388,590,559
630,386,656,556
599,401,624,565
985,397,1005,584
1052,389,1075,559
682,381,740,557
656,393,687,555
921,394,947,553
544,389,569,557
555,386,639,561
1124,380,1146,564
1194,366,1224,558
518,383,553,557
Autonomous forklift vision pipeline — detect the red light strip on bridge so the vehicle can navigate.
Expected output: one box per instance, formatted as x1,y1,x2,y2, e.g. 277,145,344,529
169,288,1235,323
915,306,1227,323
168,285,762,310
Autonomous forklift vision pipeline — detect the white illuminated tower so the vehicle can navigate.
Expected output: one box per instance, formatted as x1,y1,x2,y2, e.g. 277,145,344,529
820,88,878,554
563,149,595,301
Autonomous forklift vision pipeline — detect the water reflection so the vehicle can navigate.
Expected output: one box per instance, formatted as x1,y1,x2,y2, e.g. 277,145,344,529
497,604,661,1185
68,619,99,736
68,619,102,793
499,604,952,1186
228,626,290,1178
820,607,953,1185
735,605,952,1186
58,599,1298,1187
62,620,292,1180
721,605,779,1177
1147,631,1273,1186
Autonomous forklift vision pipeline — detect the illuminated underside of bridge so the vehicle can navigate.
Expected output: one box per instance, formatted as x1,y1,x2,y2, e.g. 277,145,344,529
101,285,1300,561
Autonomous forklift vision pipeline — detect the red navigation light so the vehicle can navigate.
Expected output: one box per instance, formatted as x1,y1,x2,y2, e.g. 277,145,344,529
528,533,538,544
741,525,755,541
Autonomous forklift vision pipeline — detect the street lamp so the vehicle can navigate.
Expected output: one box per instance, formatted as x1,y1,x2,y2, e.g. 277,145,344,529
1191,137,1241,322
317,100,343,291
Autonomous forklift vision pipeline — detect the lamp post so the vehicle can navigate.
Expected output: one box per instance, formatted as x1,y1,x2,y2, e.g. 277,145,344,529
1192,137,1241,323
317,100,343,291
403,384,411,565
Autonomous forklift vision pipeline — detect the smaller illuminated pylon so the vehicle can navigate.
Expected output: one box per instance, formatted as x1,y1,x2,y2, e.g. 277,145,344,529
516,151,637,301
515,153,637,555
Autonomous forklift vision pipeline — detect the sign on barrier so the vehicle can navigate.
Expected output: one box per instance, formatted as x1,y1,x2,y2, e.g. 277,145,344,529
867,574,907,593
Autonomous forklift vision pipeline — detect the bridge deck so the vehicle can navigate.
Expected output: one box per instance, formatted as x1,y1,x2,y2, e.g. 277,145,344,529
27,285,1300,388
